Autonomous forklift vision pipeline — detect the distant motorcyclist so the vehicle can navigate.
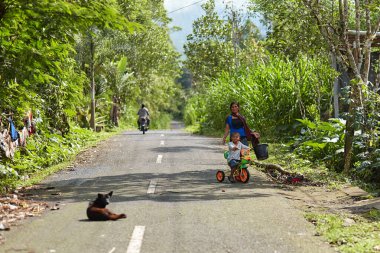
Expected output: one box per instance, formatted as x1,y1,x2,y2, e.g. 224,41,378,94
137,104,150,128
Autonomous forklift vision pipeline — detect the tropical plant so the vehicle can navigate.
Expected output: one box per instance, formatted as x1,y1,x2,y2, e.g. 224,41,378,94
292,118,346,170
0,0,183,190
184,54,337,137
298,0,380,173
0,0,133,132
293,116,380,184
249,0,380,180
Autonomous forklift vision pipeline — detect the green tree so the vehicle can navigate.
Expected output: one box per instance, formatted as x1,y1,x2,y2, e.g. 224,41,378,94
251,0,380,174
184,0,263,88
115,0,182,121
74,0,181,129
0,0,132,132
249,0,328,58
184,0,235,86
299,0,380,173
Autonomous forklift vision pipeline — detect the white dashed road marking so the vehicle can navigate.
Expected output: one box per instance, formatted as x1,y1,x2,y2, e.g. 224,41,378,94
160,140,165,145
126,226,145,253
160,134,164,137
108,247,116,253
147,180,157,194
156,155,163,163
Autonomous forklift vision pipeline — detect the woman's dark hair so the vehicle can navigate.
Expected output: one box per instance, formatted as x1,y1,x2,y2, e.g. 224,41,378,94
141,104,145,108
230,101,240,110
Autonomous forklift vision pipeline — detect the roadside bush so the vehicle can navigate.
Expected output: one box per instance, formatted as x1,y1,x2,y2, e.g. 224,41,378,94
291,118,346,171
292,118,380,186
184,54,337,139
0,126,105,191
184,95,206,126
150,112,172,129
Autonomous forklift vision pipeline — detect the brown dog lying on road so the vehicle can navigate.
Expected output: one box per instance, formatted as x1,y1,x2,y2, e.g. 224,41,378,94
87,191,127,221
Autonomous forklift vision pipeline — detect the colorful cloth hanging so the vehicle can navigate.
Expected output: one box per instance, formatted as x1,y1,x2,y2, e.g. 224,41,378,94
27,110,35,134
8,117,19,142
0,129,16,159
18,127,28,147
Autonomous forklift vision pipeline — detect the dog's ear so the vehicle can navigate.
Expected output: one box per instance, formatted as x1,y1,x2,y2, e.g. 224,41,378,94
98,193,103,199
108,191,113,197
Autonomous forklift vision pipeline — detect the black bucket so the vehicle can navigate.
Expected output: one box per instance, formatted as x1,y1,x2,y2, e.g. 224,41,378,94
253,143,268,160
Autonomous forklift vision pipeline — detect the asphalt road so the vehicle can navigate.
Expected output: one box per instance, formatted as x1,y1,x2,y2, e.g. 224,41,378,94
0,125,335,253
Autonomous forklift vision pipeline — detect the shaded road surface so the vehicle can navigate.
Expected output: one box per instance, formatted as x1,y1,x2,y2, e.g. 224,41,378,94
0,125,335,253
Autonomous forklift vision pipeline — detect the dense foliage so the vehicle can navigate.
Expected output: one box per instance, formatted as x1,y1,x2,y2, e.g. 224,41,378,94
0,0,130,131
185,55,337,136
184,0,263,87
0,0,182,189
249,0,328,58
294,113,380,184
183,0,380,186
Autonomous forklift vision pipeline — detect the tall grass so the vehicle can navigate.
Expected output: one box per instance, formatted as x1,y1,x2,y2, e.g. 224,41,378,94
185,55,337,139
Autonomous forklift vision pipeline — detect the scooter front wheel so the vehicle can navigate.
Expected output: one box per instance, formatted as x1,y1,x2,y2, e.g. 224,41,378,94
216,170,225,182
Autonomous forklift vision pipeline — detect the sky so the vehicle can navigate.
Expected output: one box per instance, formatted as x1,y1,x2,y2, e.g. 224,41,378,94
164,0,266,56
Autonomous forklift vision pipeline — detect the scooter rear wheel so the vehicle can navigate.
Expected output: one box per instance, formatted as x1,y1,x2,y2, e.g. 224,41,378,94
216,171,225,182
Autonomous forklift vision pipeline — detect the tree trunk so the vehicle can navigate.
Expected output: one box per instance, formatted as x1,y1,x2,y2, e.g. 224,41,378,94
343,83,358,174
331,53,340,118
376,54,380,90
354,0,362,69
111,96,119,127
89,35,96,131
342,55,361,174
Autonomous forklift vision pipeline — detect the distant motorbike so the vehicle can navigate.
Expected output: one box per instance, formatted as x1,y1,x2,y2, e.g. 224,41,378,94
139,117,148,134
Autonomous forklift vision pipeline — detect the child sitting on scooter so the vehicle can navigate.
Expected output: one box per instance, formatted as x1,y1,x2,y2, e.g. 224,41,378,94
227,132,250,182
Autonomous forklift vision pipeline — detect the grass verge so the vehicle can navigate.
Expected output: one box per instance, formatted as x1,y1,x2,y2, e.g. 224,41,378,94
262,143,348,188
261,143,380,253
305,210,380,253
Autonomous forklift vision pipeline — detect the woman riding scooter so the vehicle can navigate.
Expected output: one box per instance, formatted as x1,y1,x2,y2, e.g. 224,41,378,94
137,104,150,129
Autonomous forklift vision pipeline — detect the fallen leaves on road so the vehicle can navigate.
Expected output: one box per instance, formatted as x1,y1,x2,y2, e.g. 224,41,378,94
0,192,50,244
